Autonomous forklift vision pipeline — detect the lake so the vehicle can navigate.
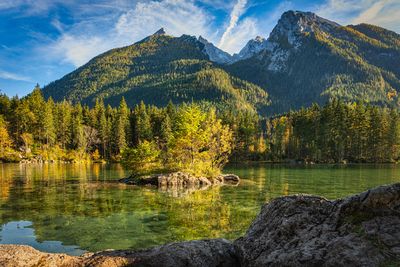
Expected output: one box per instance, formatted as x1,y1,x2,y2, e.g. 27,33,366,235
0,163,399,255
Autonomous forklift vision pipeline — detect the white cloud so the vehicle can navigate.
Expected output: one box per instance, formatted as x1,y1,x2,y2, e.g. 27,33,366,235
221,18,258,54
46,0,216,67
218,0,248,50
50,34,110,67
352,0,387,24
315,0,400,32
0,0,71,15
115,0,214,42
51,18,65,33
0,70,32,82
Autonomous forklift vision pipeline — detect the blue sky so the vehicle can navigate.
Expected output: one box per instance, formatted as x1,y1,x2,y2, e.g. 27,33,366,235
1,0,399,97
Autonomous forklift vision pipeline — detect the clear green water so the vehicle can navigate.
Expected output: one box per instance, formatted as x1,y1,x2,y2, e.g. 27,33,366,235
0,163,399,255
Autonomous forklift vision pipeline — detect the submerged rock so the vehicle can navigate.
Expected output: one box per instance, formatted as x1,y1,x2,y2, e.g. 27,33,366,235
1,183,399,266
235,183,400,266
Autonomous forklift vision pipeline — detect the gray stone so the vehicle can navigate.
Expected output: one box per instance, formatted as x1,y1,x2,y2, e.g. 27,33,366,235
0,239,238,267
94,238,239,267
234,183,400,267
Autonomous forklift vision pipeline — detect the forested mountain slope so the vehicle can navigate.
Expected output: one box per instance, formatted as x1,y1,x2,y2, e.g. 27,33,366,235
43,11,400,115
42,30,268,113
226,11,400,114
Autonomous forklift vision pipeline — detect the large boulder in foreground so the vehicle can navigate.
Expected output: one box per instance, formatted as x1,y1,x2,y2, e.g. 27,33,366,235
0,239,238,267
235,183,400,266
91,238,238,267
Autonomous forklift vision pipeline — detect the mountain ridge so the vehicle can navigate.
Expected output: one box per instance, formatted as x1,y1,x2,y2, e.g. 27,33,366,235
42,31,269,113
42,10,400,115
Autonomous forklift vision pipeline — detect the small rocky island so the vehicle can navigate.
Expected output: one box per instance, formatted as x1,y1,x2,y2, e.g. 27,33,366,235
1,183,399,266
119,172,240,187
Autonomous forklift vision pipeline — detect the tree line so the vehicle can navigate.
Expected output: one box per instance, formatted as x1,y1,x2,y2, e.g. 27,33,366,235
267,99,400,163
0,86,263,166
1,86,399,165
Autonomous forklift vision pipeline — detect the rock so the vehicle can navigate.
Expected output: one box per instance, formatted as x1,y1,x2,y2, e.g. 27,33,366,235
198,35,233,64
158,172,211,188
219,174,240,185
118,175,158,186
234,183,400,267
93,238,239,267
119,172,240,190
0,239,238,267
0,245,83,267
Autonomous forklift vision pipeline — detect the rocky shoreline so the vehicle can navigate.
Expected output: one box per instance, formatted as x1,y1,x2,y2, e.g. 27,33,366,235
1,183,399,267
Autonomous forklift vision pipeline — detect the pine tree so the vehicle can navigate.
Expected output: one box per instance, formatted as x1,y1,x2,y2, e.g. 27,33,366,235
71,104,86,152
42,98,56,145
93,99,109,158
132,101,152,145
27,85,46,143
99,108,108,158
387,109,400,161
115,97,130,153
56,100,72,149
160,114,172,146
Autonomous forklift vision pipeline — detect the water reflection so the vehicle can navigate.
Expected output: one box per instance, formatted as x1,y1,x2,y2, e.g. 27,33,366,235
0,163,399,255
0,221,86,256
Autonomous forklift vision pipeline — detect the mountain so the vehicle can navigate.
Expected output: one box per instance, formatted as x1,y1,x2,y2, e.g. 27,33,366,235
233,36,270,61
198,36,233,64
226,11,400,114
43,11,400,115
42,29,268,113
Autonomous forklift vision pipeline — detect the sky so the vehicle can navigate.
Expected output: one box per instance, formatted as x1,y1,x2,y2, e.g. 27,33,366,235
1,0,399,97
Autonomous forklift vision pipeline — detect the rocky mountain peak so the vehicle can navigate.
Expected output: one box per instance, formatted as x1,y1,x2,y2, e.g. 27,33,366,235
153,28,166,36
233,36,270,61
254,36,266,42
197,36,233,64
198,35,208,43
271,10,340,41
254,10,341,72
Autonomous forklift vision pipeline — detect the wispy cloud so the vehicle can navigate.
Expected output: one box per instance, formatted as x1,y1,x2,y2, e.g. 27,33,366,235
218,0,248,50
0,70,32,82
46,0,215,67
115,0,214,41
352,0,400,32
220,18,258,54
49,35,109,67
0,0,68,16
315,0,400,32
